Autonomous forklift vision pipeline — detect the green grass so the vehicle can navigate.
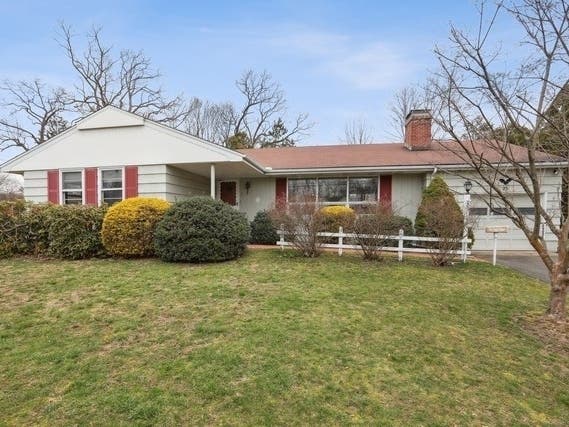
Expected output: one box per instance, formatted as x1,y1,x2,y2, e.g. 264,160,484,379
0,250,567,426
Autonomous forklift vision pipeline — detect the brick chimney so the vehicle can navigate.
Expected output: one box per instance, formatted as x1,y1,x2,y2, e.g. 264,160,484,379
404,109,432,150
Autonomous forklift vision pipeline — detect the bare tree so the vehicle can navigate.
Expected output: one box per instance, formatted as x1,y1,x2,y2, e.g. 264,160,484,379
420,198,465,267
342,118,373,144
388,86,421,140
168,97,235,145
0,79,71,152
0,173,23,200
353,203,396,260
429,0,569,319
232,70,312,148
270,195,325,257
58,23,183,122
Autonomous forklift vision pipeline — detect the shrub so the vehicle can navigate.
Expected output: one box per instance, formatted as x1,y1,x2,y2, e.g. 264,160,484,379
250,210,278,245
19,204,58,256
320,205,356,232
415,175,465,266
415,175,463,237
389,216,414,236
0,200,27,257
0,202,108,259
270,196,325,257
102,197,170,257
353,203,396,260
47,205,107,259
154,197,250,262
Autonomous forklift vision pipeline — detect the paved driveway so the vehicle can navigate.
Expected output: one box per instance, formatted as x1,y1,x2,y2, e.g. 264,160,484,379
473,251,551,282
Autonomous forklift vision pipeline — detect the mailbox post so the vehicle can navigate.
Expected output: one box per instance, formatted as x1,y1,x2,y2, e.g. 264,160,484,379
485,226,509,265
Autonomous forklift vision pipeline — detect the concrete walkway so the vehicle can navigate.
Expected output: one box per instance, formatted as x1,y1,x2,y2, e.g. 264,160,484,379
473,251,551,282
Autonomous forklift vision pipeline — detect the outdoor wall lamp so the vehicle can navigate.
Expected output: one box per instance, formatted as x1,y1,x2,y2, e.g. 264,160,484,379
245,181,251,194
464,180,472,194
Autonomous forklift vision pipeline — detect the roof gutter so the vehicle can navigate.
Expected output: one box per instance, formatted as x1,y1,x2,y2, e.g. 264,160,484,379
260,161,566,176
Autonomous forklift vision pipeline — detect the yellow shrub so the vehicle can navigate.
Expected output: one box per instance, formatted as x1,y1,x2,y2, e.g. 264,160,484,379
101,197,170,257
320,205,356,232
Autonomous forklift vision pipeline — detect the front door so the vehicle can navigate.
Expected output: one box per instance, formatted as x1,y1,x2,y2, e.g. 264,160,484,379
220,181,237,206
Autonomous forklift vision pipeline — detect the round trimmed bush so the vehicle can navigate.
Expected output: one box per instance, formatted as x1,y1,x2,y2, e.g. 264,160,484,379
48,205,107,259
154,197,250,263
102,197,170,257
250,210,278,245
320,205,356,232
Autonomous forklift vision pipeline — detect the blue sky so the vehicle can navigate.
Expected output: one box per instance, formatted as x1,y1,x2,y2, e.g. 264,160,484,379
0,0,510,158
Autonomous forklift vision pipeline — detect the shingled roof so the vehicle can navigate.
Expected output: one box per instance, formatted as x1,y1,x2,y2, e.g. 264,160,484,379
239,140,562,171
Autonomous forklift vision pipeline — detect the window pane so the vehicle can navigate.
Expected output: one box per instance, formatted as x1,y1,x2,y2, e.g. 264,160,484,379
62,172,82,190
469,207,487,216
102,189,122,205
63,191,82,204
288,179,317,202
518,207,535,216
319,178,347,203
102,169,122,189
491,207,507,215
349,177,378,203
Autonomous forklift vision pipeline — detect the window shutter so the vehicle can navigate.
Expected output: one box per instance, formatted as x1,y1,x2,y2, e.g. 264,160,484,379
47,170,60,204
275,178,287,208
85,168,98,205
124,166,138,198
379,175,392,206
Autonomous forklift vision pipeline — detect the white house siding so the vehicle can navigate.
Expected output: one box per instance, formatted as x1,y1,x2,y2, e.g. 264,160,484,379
439,169,562,251
238,178,276,220
23,170,47,203
392,174,425,222
138,165,209,202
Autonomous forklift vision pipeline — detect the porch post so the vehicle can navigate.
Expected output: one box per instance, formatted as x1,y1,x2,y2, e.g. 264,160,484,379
210,164,216,199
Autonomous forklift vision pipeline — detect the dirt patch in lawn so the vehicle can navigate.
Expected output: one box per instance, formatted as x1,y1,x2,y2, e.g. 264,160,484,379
518,313,569,355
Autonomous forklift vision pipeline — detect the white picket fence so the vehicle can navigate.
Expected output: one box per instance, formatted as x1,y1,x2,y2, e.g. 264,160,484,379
277,227,472,262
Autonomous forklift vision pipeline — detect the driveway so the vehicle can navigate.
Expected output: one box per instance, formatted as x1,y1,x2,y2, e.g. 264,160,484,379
473,251,551,283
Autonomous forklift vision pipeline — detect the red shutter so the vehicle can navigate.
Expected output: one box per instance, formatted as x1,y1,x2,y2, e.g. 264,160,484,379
47,170,60,204
275,178,287,208
379,175,392,207
124,166,138,198
85,168,98,205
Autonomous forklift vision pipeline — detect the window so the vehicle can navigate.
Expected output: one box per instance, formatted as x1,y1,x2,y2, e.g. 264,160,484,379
318,178,347,204
101,169,123,205
287,176,380,206
349,177,378,204
491,207,508,215
61,171,83,205
518,207,535,216
469,207,488,216
287,178,317,202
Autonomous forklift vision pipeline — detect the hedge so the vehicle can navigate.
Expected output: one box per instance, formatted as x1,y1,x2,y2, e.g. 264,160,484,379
102,197,170,257
154,197,250,262
0,201,107,259
47,205,107,259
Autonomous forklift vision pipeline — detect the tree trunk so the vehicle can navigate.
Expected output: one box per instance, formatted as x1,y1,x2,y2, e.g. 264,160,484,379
548,267,568,320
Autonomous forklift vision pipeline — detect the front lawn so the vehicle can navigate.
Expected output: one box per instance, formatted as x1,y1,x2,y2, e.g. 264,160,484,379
1,250,567,425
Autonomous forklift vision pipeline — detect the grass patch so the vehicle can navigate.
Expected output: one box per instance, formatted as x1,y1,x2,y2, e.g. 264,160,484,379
0,250,568,425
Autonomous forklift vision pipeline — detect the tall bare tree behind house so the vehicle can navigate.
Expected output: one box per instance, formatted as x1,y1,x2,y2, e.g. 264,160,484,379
58,23,184,122
0,79,71,152
342,118,373,144
388,86,421,140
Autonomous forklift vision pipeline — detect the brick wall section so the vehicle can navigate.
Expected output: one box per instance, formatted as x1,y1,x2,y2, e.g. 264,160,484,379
404,110,432,150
